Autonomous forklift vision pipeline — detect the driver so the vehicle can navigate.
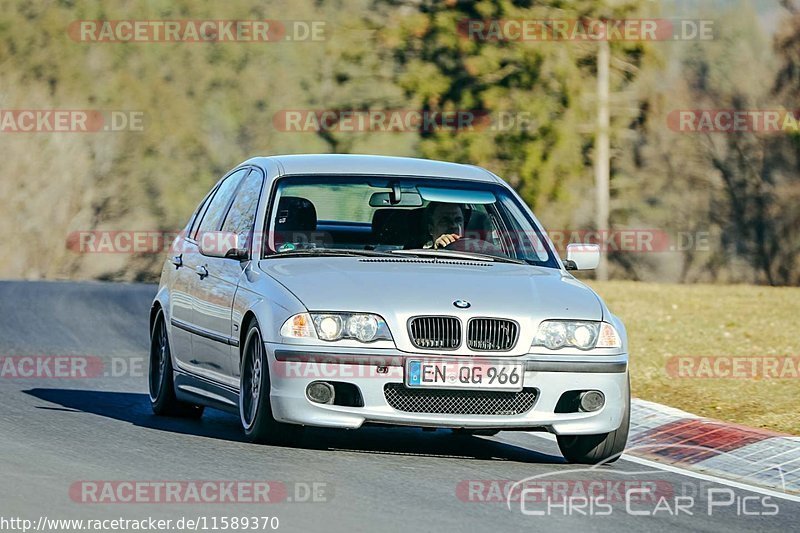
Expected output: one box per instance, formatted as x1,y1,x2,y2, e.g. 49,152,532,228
423,202,464,249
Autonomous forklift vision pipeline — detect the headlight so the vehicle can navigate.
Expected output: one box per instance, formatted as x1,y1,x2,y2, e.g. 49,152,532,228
346,314,380,342
532,321,620,350
314,314,344,341
281,312,392,343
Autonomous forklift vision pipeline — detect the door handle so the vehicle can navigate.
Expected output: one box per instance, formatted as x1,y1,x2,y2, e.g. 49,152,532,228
195,265,209,279
171,254,183,268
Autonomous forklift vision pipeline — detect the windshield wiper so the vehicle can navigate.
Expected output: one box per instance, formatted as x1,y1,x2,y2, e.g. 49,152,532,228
389,249,526,264
265,248,396,258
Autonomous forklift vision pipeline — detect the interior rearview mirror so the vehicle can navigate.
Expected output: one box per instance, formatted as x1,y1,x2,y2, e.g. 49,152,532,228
368,191,423,207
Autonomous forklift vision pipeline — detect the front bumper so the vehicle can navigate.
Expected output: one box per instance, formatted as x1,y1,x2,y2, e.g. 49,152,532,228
266,343,629,436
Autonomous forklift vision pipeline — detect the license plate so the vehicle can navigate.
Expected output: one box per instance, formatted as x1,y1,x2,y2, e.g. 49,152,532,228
405,359,524,391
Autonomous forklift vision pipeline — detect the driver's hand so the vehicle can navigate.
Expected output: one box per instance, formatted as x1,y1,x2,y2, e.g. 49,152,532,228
434,234,461,249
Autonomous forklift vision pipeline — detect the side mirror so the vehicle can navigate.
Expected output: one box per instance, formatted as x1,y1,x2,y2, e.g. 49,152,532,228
198,231,249,260
564,243,600,270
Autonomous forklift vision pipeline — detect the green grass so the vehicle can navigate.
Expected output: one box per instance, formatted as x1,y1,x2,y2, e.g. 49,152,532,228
586,281,800,435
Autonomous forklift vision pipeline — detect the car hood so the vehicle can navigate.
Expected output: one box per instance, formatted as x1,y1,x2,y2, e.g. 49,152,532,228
258,257,603,321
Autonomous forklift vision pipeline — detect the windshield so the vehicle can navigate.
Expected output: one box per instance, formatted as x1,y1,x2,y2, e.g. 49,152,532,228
263,176,559,268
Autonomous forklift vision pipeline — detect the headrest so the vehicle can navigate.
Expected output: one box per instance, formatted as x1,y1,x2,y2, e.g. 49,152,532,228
371,208,425,247
276,196,317,232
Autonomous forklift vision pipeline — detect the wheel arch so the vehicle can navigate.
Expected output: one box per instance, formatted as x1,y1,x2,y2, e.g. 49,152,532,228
150,285,172,338
238,311,259,365
149,302,162,335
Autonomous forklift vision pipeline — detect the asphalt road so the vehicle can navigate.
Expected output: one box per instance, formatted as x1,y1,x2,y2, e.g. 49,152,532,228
0,280,797,532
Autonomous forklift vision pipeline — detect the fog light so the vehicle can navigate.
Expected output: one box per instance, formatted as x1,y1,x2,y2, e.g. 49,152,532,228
579,390,605,412
306,381,335,404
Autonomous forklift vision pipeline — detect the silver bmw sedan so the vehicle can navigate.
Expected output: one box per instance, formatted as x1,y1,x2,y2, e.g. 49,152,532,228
149,154,629,464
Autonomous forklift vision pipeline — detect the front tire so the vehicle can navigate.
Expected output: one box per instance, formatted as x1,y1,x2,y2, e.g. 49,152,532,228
239,321,304,445
556,378,630,465
149,309,204,418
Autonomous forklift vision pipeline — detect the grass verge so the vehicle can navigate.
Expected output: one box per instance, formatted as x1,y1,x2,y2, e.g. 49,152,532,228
587,281,800,435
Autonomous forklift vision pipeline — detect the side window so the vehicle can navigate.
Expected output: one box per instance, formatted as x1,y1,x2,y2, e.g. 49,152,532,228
221,169,264,247
195,168,249,237
188,189,216,240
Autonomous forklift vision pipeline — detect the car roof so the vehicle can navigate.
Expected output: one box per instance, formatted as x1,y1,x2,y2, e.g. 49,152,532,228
243,154,501,183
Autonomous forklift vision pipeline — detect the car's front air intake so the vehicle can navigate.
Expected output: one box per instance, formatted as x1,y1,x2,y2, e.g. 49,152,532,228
467,318,518,351
384,384,537,415
408,316,461,350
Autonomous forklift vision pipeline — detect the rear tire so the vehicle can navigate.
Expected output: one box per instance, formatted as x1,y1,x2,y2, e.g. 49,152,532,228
239,321,304,446
556,377,630,465
149,309,204,419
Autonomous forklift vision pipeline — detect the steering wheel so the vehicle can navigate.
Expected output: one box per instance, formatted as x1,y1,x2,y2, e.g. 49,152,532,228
444,237,504,255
